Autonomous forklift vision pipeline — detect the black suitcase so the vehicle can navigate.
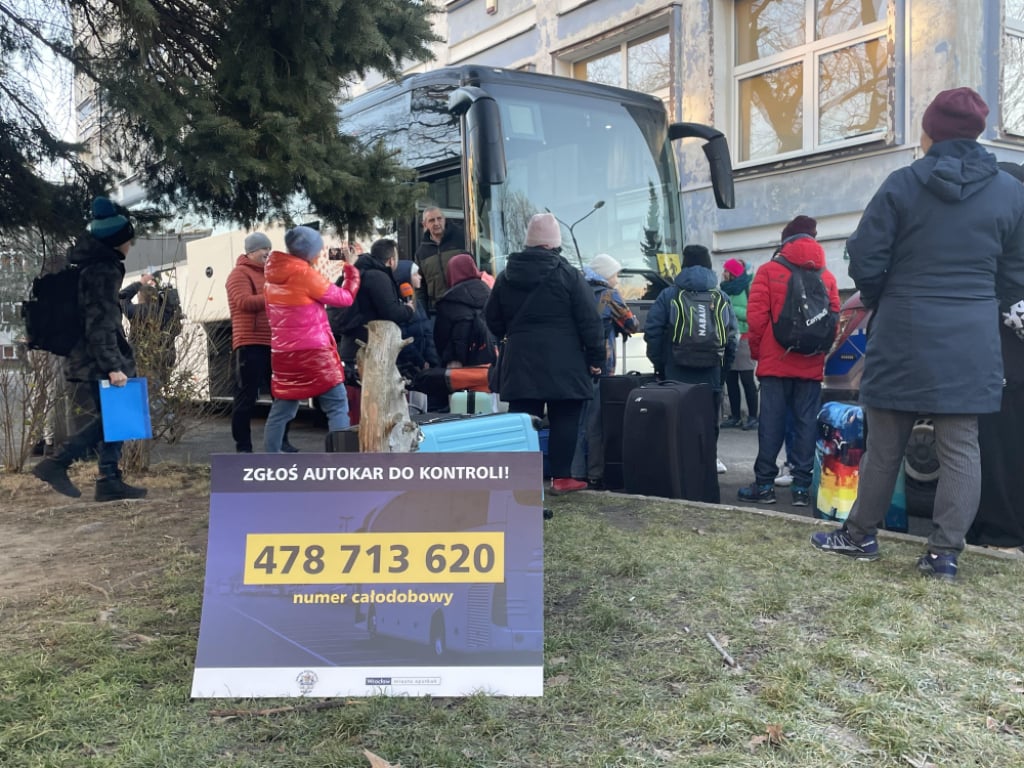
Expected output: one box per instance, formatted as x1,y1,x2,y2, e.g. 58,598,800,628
622,380,719,502
600,372,658,489
325,426,360,452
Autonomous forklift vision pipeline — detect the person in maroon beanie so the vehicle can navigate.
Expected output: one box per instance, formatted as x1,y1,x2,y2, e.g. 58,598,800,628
811,87,1024,581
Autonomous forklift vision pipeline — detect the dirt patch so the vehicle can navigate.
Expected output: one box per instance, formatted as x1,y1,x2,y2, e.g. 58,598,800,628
0,464,211,606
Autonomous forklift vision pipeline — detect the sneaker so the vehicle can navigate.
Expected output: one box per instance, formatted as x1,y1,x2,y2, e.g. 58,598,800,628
774,463,794,487
809,528,879,560
586,478,606,491
95,475,148,502
916,551,958,582
741,417,759,431
720,416,742,429
792,486,810,506
550,477,587,494
32,458,81,498
737,482,776,504
716,458,728,474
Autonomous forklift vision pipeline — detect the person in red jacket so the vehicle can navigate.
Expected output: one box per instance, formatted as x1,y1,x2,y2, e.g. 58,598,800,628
225,232,294,453
262,226,360,452
737,215,840,506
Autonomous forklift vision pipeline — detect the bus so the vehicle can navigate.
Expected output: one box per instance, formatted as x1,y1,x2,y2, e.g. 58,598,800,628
341,66,734,316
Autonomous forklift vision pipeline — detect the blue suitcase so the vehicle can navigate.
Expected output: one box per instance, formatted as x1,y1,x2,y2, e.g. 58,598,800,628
417,412,540,453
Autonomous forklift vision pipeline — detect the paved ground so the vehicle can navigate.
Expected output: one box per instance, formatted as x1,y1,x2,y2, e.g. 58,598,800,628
151,408,932,538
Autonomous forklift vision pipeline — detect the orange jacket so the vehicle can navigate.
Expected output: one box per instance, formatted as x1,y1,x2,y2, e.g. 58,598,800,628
225,254,271,349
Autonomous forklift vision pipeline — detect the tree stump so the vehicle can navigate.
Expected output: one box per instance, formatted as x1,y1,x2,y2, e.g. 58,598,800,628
356,321,420,452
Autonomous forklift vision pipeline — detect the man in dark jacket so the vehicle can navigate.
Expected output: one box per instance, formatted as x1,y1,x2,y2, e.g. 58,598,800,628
412,207,465,314
334,238,415,366
485,213,604,494
810,87,1024,580
32,197,148,502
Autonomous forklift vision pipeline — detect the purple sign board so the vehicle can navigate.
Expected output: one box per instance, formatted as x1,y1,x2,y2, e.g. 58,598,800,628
191,452,544,698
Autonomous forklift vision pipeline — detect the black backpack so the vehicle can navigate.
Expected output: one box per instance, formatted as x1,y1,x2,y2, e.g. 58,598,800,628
668,288,729,368
771,256,838,355
21,266,83,356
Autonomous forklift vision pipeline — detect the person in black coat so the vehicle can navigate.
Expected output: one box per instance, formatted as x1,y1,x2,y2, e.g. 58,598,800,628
392,259,440,376
32,196,148,503
485,213,605,494
434,253,496,368
331,239,414,367
413,207,466,314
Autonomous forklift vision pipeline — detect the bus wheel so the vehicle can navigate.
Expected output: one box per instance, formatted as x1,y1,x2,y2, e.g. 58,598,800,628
430,613,446,657
367,606,378,639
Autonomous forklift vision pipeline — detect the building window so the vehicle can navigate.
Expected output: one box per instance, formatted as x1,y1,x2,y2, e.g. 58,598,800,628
734,0,891,164
572,31,671,100
1004,0,1024,136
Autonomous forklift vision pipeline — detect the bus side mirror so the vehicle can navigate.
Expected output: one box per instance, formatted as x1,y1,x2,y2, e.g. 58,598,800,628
449,86,507,186
668,122,735,210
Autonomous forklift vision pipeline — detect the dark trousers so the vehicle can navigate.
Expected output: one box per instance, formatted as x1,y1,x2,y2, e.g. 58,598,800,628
54,380,122,477
509,399,585,479
753,376,820,488
726,369,758,419
231,345,286,452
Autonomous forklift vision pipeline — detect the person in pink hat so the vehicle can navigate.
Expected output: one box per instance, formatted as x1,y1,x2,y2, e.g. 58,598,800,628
719,257,758,430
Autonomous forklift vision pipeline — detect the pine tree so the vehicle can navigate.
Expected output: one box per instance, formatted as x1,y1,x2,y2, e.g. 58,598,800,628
1,0,438,235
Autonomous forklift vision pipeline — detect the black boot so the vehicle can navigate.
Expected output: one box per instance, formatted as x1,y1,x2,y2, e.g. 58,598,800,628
32,458,81,498
95,474,148,502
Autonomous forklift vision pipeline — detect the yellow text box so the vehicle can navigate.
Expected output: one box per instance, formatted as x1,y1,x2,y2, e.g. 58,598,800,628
243,532,505,585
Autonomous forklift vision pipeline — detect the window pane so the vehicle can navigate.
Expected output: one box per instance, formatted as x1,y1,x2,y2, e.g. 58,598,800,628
627,33,670,93
1008,0,1024,20
736,0,806,65
1005,34,1024,135
816,0,886,39
738,63,804,161
577,50,622,87
818,37,888,144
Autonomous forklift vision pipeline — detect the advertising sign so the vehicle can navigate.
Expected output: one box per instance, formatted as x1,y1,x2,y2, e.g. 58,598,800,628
191,452,544,698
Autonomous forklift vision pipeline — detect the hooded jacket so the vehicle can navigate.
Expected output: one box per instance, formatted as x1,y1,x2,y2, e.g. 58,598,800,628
264,251,360,400
65,234,136,382
485,246,604,401
846,140,1024,413
393,259,440,372
747,235,840,381
581,266,638,375
644,265,738,389
332,253,414,363
225,254,271,349
435,277,494,367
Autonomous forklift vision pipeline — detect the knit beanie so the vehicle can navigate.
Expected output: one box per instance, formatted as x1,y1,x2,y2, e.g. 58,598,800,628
781,215,817,241
524,213,562,248
589,253,622,280
244,232,272,253
723,258,746,277
284,226,324,262
89,197,135,248
922,87,988,143
446,253,481,286
681,244,712,269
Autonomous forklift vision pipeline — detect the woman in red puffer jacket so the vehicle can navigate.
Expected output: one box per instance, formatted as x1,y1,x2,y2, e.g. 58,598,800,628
262,226,360,451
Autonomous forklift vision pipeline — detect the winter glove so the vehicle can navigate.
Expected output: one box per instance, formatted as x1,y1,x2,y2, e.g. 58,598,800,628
1004,299,1024,341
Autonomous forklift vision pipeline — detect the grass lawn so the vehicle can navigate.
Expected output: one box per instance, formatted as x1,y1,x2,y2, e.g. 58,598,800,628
1,470,1022,767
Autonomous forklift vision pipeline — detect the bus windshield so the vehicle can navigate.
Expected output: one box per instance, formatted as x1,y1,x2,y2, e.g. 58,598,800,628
474,81,683,277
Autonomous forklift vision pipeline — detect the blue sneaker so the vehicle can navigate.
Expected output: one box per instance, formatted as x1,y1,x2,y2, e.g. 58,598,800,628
791,486,810,507
916,552,958,582
809,527,879,560
738,482,776,504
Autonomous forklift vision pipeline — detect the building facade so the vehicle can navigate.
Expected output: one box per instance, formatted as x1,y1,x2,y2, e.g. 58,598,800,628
359,0,1024,288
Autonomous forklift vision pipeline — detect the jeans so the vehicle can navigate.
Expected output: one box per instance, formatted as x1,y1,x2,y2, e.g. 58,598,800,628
264,383,350,452
753,376,820,488
846,408,980,553
571,380,603,481
53,380,123,478
509,399,585,479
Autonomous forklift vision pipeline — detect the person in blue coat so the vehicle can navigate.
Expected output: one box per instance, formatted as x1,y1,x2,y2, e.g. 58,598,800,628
810,87,1024,580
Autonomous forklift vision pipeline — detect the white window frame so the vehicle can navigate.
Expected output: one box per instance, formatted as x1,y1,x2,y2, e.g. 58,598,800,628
732,1,892,167
1003,3,1024,138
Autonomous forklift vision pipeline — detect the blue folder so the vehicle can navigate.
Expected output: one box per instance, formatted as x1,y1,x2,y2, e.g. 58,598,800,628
99,377,153,442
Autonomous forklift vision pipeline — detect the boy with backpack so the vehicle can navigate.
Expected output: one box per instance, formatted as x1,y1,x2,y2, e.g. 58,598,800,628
644,244,738,471
737,215,840,506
